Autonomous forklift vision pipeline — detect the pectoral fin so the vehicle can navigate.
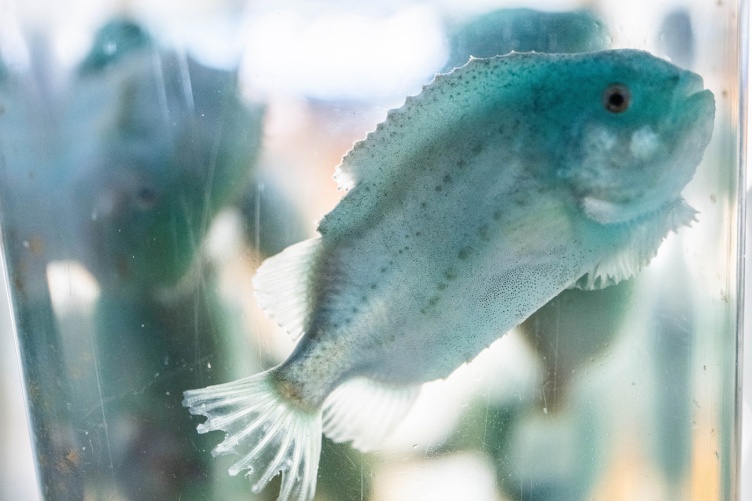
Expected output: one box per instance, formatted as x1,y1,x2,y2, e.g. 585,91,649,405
574,198,696,290
253,237,321,340
322,377,420,452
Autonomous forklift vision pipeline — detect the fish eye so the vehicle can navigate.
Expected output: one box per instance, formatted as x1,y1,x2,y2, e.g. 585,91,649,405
603,84,631,113
135,186,159,210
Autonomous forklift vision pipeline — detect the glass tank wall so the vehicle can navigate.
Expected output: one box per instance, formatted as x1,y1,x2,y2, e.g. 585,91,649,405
0,0,745,500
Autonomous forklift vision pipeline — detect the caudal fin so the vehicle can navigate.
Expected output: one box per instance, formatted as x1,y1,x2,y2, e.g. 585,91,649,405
183,370,322,501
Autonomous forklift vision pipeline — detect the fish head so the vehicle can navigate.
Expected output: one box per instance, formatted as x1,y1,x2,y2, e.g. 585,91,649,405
552,50,715,225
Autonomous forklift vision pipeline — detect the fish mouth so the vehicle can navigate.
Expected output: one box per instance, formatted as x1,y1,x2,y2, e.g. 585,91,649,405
679,71,704,97
678,72,714,108
670,74,715,130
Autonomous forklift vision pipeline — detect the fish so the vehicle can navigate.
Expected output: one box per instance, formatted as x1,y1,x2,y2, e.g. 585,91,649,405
67,19,264,291
183,49,715,501
443,8,610,71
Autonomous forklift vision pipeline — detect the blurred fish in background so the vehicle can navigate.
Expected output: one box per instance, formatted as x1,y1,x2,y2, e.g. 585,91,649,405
442,8,610,71
0,15,288,499
61,18,270,500
656,8,695,70
68,19,263,292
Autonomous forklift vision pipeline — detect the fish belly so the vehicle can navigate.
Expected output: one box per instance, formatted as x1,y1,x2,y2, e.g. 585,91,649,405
308,165,598,385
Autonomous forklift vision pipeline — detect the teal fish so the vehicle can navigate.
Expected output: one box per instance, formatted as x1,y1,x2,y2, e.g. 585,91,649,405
444,8,610,71
68,21,263,291
183,50,714,501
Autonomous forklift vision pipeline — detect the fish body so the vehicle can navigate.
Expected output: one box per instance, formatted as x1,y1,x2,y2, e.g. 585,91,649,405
184,50,714,501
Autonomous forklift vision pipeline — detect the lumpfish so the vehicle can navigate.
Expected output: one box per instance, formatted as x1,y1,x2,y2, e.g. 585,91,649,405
444,8,610,71
68,20,263,291
183,50,715,501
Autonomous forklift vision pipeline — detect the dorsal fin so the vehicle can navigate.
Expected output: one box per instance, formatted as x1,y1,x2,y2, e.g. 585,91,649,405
574,198,697,290
319,53,549,237
252,238,321,339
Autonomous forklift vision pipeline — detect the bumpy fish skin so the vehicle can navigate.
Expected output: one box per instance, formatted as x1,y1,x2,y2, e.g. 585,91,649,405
184,50,714,501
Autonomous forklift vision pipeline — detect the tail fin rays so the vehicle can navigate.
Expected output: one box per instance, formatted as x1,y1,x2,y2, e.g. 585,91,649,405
183,371,322,501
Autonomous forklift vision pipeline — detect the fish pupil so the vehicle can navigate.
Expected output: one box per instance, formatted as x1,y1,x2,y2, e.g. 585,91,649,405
603,84,631,113
135,186,159,210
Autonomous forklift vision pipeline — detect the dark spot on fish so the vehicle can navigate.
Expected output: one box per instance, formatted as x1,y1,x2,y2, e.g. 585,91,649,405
420,308,427,315
435,185,443,192
364,186,371,192
420,202,428,209
479,224,490,241
415,231,421,237
437,283,447,290
457,159,467,169
380,266,387,273
443,174,452,183
458,246,473,260
493,210,502,221
498,125,505,134
370,284,377,290
429,295,440,306
472,143,484,155
445,269,457,280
